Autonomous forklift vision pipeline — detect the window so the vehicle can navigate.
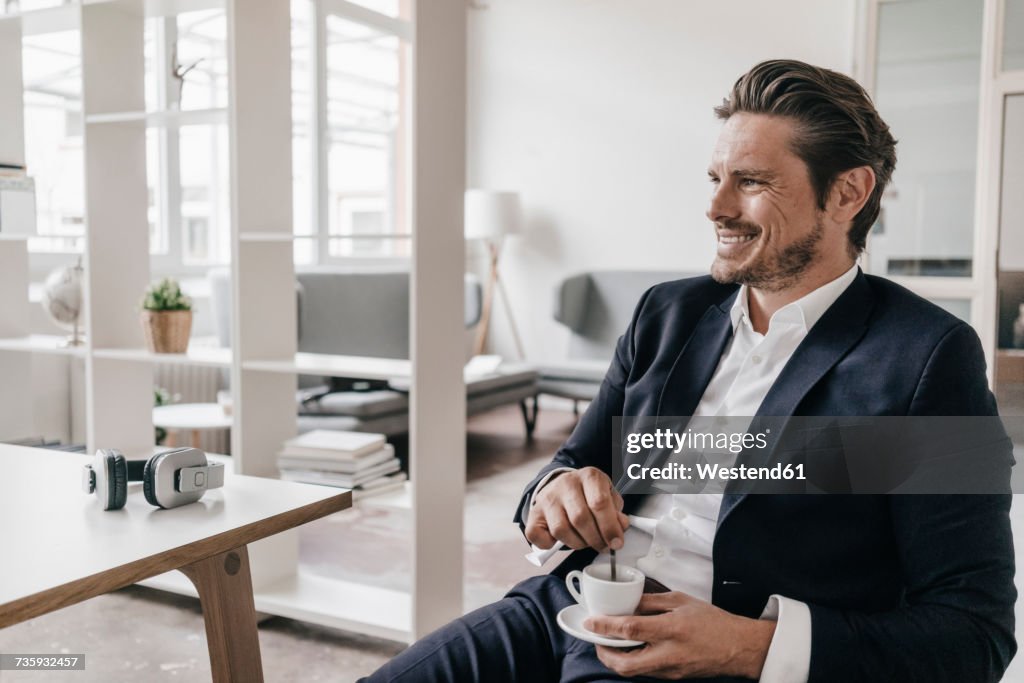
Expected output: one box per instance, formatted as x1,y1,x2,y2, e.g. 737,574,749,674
23,10,228,272
1004,0,1024,72
177,123,228,265
869,0,983,277
154,9,230,269
293,0,411,264
22,29,83,255
23,1,408,274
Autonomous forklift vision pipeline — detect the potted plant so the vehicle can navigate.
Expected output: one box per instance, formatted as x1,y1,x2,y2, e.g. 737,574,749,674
140,278,192,353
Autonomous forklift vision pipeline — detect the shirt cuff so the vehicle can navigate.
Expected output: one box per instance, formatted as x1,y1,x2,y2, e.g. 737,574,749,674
526,467,575,510
758,595,811,683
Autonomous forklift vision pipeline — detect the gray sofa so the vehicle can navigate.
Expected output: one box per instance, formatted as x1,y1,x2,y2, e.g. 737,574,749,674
539,270,697,408
209,267,539,437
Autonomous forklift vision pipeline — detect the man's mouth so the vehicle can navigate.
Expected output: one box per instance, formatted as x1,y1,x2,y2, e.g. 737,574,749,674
715,227,761,259
718,233,758,244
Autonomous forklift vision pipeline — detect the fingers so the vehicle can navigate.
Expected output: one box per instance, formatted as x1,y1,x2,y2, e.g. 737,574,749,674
584,613,663,642
563,484,608,550
529,467,628,551
636,591,691,615
523,508,557,550
595,642,677,679
594,644,658,679
543,504,589,549
580,470,627,550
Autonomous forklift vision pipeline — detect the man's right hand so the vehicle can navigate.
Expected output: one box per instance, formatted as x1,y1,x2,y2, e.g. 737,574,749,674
525,467,630,552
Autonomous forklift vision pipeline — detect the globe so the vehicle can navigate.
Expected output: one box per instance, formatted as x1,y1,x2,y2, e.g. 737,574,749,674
41,262,84,344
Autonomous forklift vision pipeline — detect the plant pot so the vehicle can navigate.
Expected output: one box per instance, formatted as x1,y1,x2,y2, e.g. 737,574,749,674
140,309,192,354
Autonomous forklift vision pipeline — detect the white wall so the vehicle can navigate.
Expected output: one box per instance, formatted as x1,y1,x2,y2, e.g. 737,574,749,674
466,0,857,362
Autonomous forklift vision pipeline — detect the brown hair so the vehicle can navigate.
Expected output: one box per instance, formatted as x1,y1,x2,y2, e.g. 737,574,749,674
714,59,897,254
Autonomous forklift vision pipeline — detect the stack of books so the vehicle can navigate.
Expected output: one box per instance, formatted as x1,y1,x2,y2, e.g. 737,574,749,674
277,430,406,499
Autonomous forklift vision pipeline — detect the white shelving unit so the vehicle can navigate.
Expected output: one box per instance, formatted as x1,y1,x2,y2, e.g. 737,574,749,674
84,106,227,126
0,10,37,443
0,0,468,644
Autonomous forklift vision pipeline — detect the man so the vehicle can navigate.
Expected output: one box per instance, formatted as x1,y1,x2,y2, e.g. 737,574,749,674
362,60,1016,682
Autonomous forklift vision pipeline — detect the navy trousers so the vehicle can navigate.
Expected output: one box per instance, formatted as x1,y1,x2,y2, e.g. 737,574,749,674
358,574,663,683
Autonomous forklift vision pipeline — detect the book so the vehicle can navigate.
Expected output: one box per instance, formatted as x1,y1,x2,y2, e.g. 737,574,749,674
277,443,395,474
0,164,25,178
280,429,386,459
279,458,401,488
356,470,407,490
353,473,408,500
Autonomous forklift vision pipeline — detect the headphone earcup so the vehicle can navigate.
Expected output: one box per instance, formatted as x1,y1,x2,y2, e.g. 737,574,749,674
109,452,128,511
143,456,160,508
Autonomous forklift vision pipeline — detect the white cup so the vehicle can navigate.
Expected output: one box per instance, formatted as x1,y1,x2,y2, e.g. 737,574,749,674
565,564,645,616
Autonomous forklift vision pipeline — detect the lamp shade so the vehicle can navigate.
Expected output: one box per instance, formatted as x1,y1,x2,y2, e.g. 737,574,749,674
464,189,521,240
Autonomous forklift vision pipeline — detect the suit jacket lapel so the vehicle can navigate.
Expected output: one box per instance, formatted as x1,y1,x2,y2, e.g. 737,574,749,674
617,295,736,494
717,270,875,527
655,297,737,419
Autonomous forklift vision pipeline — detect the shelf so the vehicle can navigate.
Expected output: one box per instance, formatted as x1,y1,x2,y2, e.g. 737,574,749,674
237,232,410,242
257,572,411,643
80,0,225,17
238,232,316,242
140,0,225,18
0,234,32,241
0,335,86,356
4,4,80,37
139,568,412,643
243,352,410,380
92,344,231,367
85,107,227,127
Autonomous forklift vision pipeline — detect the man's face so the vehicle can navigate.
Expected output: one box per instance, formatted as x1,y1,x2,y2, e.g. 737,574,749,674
706,113,843,292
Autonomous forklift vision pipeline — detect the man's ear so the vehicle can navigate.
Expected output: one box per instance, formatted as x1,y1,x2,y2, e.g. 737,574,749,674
829,166,876,224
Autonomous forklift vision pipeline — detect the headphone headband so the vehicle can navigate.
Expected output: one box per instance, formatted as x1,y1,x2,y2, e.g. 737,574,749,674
82,447,224,510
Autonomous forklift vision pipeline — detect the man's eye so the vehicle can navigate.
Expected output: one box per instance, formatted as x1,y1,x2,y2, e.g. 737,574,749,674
740,178,763,187
708,176,720,185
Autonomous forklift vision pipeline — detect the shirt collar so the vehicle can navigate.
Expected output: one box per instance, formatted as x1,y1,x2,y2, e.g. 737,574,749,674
729,263,859,334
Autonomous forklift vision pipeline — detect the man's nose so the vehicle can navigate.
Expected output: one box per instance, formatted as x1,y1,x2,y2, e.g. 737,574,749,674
707,183,740,224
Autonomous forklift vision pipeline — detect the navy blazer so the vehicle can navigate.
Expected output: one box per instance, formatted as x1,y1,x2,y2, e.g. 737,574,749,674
514,270,1016,682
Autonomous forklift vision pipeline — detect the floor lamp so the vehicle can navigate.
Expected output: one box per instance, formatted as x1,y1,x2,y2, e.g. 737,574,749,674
465,189,525,359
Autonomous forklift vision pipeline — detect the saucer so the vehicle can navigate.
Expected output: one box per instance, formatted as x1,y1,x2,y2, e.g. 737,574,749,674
556,604,644,648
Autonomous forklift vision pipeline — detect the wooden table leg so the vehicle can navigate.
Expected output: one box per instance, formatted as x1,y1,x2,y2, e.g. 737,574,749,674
180,546,264,683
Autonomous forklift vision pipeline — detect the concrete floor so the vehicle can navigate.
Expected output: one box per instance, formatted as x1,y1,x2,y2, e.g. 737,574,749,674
0,405,578,682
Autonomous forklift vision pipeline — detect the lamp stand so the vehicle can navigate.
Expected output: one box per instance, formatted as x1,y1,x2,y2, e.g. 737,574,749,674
473,240,525,359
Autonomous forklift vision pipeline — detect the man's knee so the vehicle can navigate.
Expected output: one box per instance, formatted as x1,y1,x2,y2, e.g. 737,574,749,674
360,577,569,683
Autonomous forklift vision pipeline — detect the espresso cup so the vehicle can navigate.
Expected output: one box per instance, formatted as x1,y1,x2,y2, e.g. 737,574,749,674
565,564,644,617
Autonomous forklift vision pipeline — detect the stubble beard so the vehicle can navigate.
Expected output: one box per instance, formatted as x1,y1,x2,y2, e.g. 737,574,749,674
710,218,825,293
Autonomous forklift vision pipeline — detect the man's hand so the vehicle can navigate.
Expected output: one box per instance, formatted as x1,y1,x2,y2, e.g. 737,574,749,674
584,592,776,680
525,467,629,552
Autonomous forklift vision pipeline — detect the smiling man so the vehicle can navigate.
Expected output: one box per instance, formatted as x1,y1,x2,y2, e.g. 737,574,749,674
361,60,1016,683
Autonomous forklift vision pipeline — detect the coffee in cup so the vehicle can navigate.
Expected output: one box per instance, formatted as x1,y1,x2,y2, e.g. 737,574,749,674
565,564,644,617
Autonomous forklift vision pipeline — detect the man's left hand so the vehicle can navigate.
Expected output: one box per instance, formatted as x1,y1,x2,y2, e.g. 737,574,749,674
584,592,776,680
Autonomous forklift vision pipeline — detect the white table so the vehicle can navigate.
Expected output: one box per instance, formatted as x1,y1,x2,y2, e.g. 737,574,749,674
0,444,351,682
154,402,234,448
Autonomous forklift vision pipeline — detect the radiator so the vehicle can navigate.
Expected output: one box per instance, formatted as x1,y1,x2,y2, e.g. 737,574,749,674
154,363,230,455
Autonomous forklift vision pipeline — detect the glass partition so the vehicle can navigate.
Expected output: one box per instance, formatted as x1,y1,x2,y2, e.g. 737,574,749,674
870,0,983,277
1004,0,1024,71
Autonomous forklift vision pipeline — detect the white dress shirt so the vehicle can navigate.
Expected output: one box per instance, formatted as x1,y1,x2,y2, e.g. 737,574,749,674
539,264,859,682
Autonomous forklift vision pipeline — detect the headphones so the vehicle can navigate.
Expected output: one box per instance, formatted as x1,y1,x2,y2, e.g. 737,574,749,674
82,447,225,511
